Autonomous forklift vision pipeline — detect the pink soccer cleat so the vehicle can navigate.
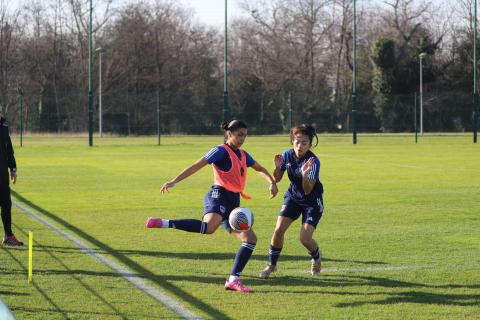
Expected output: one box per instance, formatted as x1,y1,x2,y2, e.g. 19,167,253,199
145,217,163,228
2,235,23,246
224,279,253,293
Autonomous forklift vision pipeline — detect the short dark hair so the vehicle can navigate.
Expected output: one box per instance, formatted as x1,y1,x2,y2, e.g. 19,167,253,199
290,124,318,147
220,119,247,132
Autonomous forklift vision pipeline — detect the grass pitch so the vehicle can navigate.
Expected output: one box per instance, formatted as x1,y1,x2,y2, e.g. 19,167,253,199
1,134,479,319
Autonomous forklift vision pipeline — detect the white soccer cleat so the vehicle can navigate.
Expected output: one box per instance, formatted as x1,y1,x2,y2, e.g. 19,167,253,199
311,258,321,276
259,264,277,279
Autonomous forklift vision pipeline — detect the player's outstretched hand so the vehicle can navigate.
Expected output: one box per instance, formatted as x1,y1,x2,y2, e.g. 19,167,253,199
273,154,283,169
301,157,315,179
160,181,176,193
269,183,278,199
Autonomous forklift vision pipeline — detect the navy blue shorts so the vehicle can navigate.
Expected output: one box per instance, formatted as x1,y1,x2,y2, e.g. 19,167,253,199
204,185,240,232
279,196,324,228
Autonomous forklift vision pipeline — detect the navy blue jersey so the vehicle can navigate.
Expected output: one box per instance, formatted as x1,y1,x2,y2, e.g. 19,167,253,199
280,149,323,206
204,144,255,171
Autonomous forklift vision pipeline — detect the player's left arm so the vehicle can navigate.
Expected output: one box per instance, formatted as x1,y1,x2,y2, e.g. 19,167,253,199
301,157,318,195
251,161,278,199
6,127,16,184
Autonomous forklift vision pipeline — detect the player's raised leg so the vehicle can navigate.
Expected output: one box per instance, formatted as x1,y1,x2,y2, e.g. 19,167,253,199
146,212,221,234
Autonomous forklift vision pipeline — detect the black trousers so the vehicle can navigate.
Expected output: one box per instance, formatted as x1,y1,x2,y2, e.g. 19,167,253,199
0,186,12,236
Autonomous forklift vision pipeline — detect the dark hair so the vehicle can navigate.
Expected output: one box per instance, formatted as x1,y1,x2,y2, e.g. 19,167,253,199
220,119,247,132
290,124,318,147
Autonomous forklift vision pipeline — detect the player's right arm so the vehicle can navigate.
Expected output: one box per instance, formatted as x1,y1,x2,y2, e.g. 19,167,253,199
272,154,284,183
160,157,209,193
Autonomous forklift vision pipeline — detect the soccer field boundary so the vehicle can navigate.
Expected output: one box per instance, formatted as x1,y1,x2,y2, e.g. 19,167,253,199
12,199,204,320
312,265,425,274
324,266,417,273
0,298,15,320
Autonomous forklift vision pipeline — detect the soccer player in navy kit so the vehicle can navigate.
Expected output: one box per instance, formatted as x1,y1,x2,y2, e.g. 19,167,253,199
260,124,324,278
146,119,278,292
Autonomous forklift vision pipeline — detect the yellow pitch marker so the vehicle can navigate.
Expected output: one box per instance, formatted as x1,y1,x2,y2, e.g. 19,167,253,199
28,231,33,283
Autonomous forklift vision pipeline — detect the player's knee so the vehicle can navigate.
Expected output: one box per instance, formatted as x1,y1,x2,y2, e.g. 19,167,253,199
299,234,312,246
247,232,257,244
240,230,256,243
204,223,217,234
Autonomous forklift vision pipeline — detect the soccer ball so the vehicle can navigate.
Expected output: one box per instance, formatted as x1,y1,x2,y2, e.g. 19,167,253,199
229,207,254,231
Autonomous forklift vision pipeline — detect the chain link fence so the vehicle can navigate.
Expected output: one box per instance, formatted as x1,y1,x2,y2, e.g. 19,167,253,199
4,89,476,137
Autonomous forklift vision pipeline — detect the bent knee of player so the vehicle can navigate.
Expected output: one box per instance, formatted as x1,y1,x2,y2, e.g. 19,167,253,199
241,229,257,243
299,233,314,246
273,225,288,236
272,229,286,243
204,223,220,234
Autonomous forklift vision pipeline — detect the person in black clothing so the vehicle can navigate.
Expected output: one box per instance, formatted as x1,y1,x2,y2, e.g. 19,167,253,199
0,114,22,246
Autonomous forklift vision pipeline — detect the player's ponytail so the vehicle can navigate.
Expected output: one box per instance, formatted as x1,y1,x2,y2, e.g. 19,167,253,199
290,124,318,147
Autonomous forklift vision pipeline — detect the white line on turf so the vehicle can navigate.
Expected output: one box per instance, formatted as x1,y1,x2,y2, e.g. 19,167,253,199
292,265,424,274
0,298,15,320
13,200,202,320
322,266,414,273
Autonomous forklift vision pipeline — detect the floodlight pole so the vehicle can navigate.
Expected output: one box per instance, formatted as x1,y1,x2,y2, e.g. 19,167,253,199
288,91,293,129
474,0,478,143
88,0,93,146
419,53,426,136
96,47,106,137
18,87,23,147
414,92,417,144
157,90,161,145
223,0,230,122
352,0,357,144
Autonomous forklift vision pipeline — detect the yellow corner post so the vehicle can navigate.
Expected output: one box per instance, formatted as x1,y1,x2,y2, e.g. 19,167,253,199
28,231,33,283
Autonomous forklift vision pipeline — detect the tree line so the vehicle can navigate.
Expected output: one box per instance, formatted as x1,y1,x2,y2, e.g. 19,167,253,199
0,0,477,134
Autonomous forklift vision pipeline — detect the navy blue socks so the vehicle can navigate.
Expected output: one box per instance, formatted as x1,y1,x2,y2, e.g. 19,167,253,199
231,242,256,277
169,219,207,234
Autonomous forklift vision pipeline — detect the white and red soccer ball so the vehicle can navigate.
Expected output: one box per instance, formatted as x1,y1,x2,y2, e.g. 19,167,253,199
229,207,254,231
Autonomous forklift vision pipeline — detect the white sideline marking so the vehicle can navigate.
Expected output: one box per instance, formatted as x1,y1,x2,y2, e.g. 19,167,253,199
322,266,413,273
292,265,420,274
13,200,202,320
0,298,15,320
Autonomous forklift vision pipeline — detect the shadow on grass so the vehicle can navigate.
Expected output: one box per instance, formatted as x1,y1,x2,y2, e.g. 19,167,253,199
0,291,28,297
334,274,480,290
19,230,130,320
335,290,480,307
34,245,386,265
10,306,148,319
244,273,480,307
13,192,478,312
13,191,230,319
2,247,70,319
117,249,386,265
326,275,480,307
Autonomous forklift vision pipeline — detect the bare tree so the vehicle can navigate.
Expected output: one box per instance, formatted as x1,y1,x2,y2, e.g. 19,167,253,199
235,0,334,131
0,0,21,116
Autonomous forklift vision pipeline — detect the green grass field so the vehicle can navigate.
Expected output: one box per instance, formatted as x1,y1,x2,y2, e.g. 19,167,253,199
1,135,479,319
